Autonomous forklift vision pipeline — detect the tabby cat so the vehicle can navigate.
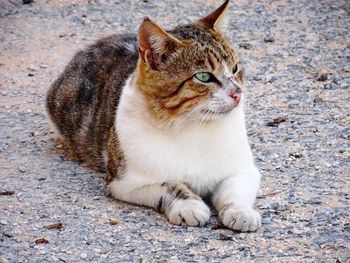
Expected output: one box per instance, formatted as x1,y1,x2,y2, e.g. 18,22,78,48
46,0,261,232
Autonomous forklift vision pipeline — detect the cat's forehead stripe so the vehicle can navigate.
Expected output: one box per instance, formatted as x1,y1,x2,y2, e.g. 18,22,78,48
207,55,215,70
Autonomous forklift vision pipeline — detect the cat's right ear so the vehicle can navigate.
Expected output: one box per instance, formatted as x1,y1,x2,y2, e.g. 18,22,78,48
138,17,183,70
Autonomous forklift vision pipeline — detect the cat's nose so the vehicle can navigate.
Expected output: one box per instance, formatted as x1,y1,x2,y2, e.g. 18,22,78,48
229,91,241,103
225,77,242,100
228,84,242,103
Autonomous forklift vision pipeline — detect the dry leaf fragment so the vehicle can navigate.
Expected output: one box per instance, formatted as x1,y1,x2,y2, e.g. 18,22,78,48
267,116,287,127
35,238,49,244
44,222,63,229
109,218,118,225
0,191,15,196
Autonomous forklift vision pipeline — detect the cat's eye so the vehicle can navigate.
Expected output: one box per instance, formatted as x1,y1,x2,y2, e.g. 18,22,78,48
232,64,238,74
194,72,215,83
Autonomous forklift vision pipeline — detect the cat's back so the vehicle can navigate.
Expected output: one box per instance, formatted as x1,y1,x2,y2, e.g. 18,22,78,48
46,33,138,169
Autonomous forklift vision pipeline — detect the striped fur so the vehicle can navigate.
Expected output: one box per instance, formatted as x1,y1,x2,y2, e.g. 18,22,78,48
47,0,262,231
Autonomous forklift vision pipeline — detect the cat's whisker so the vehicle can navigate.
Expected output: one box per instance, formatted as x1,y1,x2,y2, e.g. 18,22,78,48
172,107,199,130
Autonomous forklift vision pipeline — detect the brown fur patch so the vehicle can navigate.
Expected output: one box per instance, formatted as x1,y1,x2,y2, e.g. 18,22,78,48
136,24,240,126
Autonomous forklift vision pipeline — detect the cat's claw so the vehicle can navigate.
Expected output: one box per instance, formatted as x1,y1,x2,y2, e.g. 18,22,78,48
166,199,211,226
219,206,261,232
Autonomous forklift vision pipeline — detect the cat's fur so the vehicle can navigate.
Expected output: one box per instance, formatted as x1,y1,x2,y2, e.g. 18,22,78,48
46,0,261,232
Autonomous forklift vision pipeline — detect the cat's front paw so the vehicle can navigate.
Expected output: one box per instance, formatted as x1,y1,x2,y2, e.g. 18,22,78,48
219,205,261,232
166,199,210,227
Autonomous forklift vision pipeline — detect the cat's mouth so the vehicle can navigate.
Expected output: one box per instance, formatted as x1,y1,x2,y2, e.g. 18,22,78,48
200,107,233,115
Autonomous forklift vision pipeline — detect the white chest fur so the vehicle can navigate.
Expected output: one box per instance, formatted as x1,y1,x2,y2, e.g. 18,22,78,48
115,81,254,195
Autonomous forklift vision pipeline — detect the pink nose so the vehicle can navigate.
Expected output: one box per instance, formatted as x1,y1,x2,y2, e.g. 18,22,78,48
229,93,241,103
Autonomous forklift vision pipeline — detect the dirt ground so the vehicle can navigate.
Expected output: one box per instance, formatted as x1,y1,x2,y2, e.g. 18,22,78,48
0,0,349,262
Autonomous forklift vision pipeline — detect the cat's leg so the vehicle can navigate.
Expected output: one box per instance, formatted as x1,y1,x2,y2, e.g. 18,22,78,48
108,175,211,226
212,168,261,232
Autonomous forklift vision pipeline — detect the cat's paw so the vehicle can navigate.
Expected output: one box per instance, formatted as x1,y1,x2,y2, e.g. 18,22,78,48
219,205,261,232
166,199,211,226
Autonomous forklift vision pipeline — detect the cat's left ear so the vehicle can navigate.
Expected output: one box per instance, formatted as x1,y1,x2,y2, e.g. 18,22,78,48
138,17,183,70
196,0,230,32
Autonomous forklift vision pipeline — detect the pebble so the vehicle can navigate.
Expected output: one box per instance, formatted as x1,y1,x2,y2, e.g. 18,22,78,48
289,152,303,158
264,35,275,43
306,197,322,205
18,167,26,173
80,253,88,259
339,128,350,140
239,42,253,50
270,202,288,212
0,220,9,225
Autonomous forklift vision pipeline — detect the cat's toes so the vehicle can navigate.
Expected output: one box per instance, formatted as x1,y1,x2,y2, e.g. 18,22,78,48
166,199,211,227
219,206,261,232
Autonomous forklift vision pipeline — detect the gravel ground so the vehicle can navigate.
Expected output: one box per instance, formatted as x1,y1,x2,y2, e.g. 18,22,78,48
1,0,349,262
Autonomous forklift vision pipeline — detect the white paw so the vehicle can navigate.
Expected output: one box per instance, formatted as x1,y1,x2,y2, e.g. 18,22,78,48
219,206,261,232
166,199,211,226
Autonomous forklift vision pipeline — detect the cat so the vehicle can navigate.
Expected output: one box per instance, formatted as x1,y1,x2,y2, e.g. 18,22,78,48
46,0,261,232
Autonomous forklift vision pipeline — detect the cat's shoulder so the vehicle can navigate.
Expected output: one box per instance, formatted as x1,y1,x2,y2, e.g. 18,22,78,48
88,33,138,55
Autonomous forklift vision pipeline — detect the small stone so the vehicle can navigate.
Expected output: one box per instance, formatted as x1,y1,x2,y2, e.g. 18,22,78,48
264,35,275,42
306,197,322,205
239,42,252,50
340,82,347,88
28,73,35,77
270,202,288,211
263,227,277,238
23,0,33,4
80,253,87,259
339,128,350,140
0,220,9,225
292,228,303,235
289,152,303,159
18,167,26,173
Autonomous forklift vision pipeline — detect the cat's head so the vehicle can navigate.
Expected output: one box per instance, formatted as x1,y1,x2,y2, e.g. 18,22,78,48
135,0,244,128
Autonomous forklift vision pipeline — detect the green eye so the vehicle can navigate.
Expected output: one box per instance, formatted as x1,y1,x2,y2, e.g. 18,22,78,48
194,72,215,83
232,64,238,74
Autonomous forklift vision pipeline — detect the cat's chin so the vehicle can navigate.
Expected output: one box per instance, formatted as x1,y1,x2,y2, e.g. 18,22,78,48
198,107,235,122
198,102,239,121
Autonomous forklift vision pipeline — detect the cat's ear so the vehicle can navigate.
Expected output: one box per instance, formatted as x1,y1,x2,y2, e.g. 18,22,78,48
196,0,230,32
138,17,183,69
